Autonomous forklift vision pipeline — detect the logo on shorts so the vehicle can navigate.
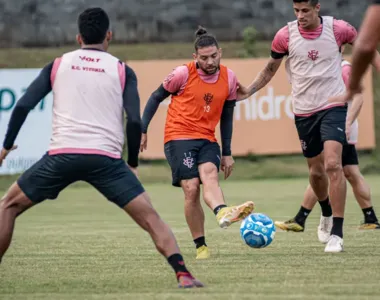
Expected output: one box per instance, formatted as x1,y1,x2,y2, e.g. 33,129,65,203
183,152,194,169
308,50,319,61
300,140,307,151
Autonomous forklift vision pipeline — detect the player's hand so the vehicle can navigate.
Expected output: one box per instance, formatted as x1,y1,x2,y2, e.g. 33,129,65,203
236,82,250,101
140,133,147,152
328,87,362,105
221,155,234,180
128,165,138,177
0,145,18,167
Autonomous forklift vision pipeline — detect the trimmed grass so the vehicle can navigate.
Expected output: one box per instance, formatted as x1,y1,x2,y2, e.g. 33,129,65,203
1,177,380,299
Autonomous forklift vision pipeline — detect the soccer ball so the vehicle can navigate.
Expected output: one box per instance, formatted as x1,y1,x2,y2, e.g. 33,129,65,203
240,213,276,248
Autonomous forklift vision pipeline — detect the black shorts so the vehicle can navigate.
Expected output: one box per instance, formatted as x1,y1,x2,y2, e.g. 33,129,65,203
342,144,359,166
295,106,347,158
17,153,145,208
164,139,221,187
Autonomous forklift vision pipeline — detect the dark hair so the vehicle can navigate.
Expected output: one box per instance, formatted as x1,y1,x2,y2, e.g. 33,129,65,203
293,0,319,5
194,26,219,51
78,7,110,45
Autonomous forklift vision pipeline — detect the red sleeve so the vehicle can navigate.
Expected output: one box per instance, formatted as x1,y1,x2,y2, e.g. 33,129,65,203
341,64,352,89
162,65,189,94
333,19,358,47
271,26,289,58
227,69,238,100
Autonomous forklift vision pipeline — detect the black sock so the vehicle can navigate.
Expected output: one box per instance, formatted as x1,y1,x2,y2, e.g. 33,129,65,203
331,217,344,238
318,197,332,217
194,236,207,249
167,254,190,276
294,206,312,227
213,204,227,215
362,207,379,223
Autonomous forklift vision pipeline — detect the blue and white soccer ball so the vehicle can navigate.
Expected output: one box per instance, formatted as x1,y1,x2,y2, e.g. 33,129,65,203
240,213,276,248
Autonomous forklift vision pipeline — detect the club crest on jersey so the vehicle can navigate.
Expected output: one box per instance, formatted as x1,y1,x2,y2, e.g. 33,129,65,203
204,93,214,105
308,50,319,61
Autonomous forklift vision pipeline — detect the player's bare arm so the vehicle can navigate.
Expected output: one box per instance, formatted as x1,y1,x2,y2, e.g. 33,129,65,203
347,93,364,128
349,5,380,93
349,36,380,74
237,57,283,101
345,93,363,141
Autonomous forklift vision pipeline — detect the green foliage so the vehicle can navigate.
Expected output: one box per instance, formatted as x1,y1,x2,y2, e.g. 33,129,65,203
238,26,259,58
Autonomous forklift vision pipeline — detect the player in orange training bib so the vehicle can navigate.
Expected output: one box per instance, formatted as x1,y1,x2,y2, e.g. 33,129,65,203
141,26,254,260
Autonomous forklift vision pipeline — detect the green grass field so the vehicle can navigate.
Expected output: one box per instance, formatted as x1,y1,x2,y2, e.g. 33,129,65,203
1,176,380,300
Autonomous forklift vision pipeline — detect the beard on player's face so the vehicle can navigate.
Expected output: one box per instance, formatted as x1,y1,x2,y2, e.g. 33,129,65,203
198,59,220,75
194,46,221,75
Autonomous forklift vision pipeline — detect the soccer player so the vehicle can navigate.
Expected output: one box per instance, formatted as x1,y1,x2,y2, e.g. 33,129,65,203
0,8,203,288
330,0,380,104
141,26,254,260
237,0,380,253
275,55,380,242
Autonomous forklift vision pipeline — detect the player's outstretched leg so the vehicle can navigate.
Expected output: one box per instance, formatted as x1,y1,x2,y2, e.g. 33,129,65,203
324,141,346,253
307,155,329,209
307,154,334,245
343,165,380,229
0,183,35,263
180,178,209,260
198,163,254,229
123,192,204,288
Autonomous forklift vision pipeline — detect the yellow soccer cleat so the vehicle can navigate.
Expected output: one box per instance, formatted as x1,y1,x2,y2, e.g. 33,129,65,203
216,201,255,229
196,245,210,259
275,218,304,232
359,222,380,230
